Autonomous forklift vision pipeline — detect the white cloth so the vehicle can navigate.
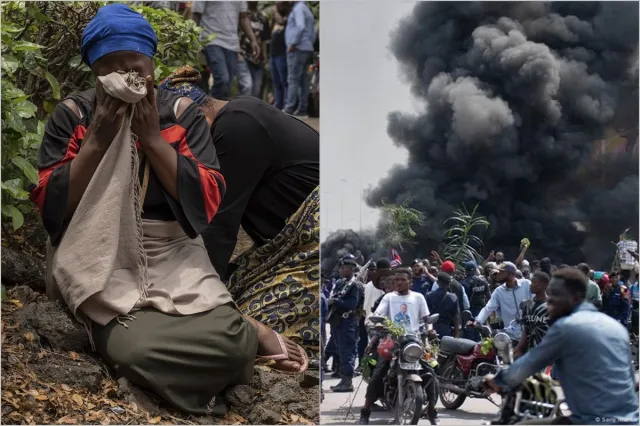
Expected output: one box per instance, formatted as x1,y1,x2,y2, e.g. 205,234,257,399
617,240,638,269
374,290,430,335
363,281,384,318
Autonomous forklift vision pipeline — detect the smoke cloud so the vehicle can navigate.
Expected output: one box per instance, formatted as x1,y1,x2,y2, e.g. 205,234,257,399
323,2,638,270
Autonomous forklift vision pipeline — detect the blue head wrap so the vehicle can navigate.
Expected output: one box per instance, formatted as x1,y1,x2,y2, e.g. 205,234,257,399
81,4,158,67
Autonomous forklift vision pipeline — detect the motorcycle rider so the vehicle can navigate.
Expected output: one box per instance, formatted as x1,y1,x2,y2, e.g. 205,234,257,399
514,271,550,358
485,267,639,425
328,257,362,392
471,262,531,341
358,268,434,425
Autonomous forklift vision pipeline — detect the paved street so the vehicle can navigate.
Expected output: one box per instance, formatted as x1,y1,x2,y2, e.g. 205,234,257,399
321,375,501,425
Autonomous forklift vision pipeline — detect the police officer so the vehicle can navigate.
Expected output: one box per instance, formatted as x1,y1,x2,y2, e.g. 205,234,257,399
461,261,491,317
602,272,632,326
328,257,361,392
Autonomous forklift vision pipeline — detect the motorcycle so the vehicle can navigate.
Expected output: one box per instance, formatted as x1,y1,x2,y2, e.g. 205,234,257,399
418,332,440,425
480,332,567,424
366,314,440,425
436,311,509,410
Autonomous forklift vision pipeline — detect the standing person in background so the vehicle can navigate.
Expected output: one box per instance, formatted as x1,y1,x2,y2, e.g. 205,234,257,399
237,2,271,98
426,272,460,338
411,259,429,296
283,1,315,119
270,2,290,109
192,1,260,100
514,271,550,358
577,263,602,308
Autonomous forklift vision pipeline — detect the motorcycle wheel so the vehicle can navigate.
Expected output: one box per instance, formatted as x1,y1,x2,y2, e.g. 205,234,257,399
439,360,467,410
395,381,424,425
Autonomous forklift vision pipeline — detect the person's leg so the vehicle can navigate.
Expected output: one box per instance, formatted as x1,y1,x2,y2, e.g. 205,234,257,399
357,317,368,365
93,305,258,415
334,319,357,391
249,62,264,99
225,48,238,98
270,55,284,109
360,358,389,423
278,55,289,108
236,56,253,96
283,51,303,114
206,45,231,100
294,50,312,116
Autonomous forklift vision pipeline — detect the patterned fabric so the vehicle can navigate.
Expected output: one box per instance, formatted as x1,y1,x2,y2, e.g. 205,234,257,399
227,187,319,354
158,66,207,105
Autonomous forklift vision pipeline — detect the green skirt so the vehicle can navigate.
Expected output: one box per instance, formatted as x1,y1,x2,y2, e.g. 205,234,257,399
93,303,258,414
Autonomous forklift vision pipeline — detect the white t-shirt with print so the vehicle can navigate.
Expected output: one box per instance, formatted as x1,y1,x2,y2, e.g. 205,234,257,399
374,290,430,334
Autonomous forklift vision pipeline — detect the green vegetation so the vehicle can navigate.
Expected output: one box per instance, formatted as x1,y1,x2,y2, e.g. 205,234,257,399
379,200,426,251
441,204,490,273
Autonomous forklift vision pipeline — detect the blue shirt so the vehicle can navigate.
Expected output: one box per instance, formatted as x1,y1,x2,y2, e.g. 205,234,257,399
412,275,429,295
426,288,459,336
476,279,531,339
284,2,315,51
494,303,639,425
431,281,471,310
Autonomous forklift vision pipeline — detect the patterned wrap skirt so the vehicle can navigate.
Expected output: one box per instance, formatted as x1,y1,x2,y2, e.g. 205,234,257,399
227,187,320,354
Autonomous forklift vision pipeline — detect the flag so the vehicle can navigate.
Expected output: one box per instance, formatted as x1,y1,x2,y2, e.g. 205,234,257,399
390,249,402,268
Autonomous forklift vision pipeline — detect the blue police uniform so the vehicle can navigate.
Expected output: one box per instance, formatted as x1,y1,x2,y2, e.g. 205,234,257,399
602,284,631,326
320,292,328,383
412,274,429,297
328,262,362,392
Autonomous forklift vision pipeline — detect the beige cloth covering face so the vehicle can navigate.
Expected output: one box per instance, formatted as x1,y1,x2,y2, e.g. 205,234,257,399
46,72,232,348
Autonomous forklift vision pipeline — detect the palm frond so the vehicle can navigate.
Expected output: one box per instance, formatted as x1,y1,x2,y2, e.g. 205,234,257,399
442,204,490,273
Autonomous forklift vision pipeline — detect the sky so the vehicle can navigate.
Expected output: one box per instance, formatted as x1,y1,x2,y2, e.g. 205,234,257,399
320,1,417,242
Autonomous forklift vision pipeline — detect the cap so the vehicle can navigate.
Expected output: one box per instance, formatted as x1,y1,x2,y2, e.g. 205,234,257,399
521,259,530,267
411,259,423,266
464,261,477,271
340,258,358,268
441,260,456,273
499,262,517,274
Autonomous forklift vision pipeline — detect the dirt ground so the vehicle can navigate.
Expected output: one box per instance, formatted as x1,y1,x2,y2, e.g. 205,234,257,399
1,226,319,425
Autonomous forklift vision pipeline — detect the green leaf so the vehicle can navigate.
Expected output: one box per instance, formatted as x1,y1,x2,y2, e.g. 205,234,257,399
1,85,26,100
1,179,30,200
44,71,61,100
43,100,56,115
12,40,44,51
4,112,25,133
14,100,37,118
11,156,39,184
1,54,20,74
1,204,25,230
20,132,41,149
1,284,7,302
37,120,45,137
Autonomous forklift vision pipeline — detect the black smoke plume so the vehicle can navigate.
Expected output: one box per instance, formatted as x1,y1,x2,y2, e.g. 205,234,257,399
323,2,638,270
320,229,381,276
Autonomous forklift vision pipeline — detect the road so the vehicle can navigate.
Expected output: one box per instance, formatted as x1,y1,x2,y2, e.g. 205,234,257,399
321,375,501,425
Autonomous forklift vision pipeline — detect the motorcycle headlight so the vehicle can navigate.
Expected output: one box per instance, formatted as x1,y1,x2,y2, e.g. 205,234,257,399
402,343,423,363
493,332,511,351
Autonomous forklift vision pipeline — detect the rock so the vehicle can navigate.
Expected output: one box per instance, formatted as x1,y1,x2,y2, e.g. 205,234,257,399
1,247,45,291
15,300,90,352
248,404,282,425
298,369,320,388
10,285,37,304
288,400,318,423
269,382,300,404
33,362,103,392
225,384,256,410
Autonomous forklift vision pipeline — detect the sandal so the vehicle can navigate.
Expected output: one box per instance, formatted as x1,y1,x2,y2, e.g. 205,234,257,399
255,330,309,375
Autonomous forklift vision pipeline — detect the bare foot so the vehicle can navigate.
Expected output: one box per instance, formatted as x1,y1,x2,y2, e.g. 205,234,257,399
243,315,306,373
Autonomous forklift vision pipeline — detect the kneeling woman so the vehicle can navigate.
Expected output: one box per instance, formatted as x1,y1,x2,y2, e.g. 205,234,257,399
31,4,306,415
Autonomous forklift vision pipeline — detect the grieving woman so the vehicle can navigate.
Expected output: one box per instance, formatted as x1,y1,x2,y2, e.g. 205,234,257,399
30,4,306,415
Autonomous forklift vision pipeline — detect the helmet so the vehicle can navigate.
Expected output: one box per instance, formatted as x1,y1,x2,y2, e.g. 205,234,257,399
377,338,395,361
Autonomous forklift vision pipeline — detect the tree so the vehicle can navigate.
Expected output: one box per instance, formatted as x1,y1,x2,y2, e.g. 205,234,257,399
442,204,489,272
379,200,425,251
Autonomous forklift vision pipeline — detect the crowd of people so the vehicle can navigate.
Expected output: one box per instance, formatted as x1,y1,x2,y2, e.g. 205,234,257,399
321,240,640,424
29,2,319,417
191,1,318,118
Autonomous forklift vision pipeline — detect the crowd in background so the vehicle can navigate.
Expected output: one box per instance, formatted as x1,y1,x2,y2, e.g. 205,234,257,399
321,240,640,383
131,1,319,117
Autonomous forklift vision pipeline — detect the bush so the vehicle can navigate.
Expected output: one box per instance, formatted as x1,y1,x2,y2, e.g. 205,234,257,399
1,1,209,230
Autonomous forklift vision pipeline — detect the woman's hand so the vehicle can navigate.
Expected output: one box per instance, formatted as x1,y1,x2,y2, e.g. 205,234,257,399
131,75,162,147
87,79,129,149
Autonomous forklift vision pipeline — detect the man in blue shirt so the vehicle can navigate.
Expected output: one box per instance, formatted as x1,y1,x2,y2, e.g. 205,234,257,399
426,272,460,337
485,268,639,425
411,259,429,296
283,1,316,118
